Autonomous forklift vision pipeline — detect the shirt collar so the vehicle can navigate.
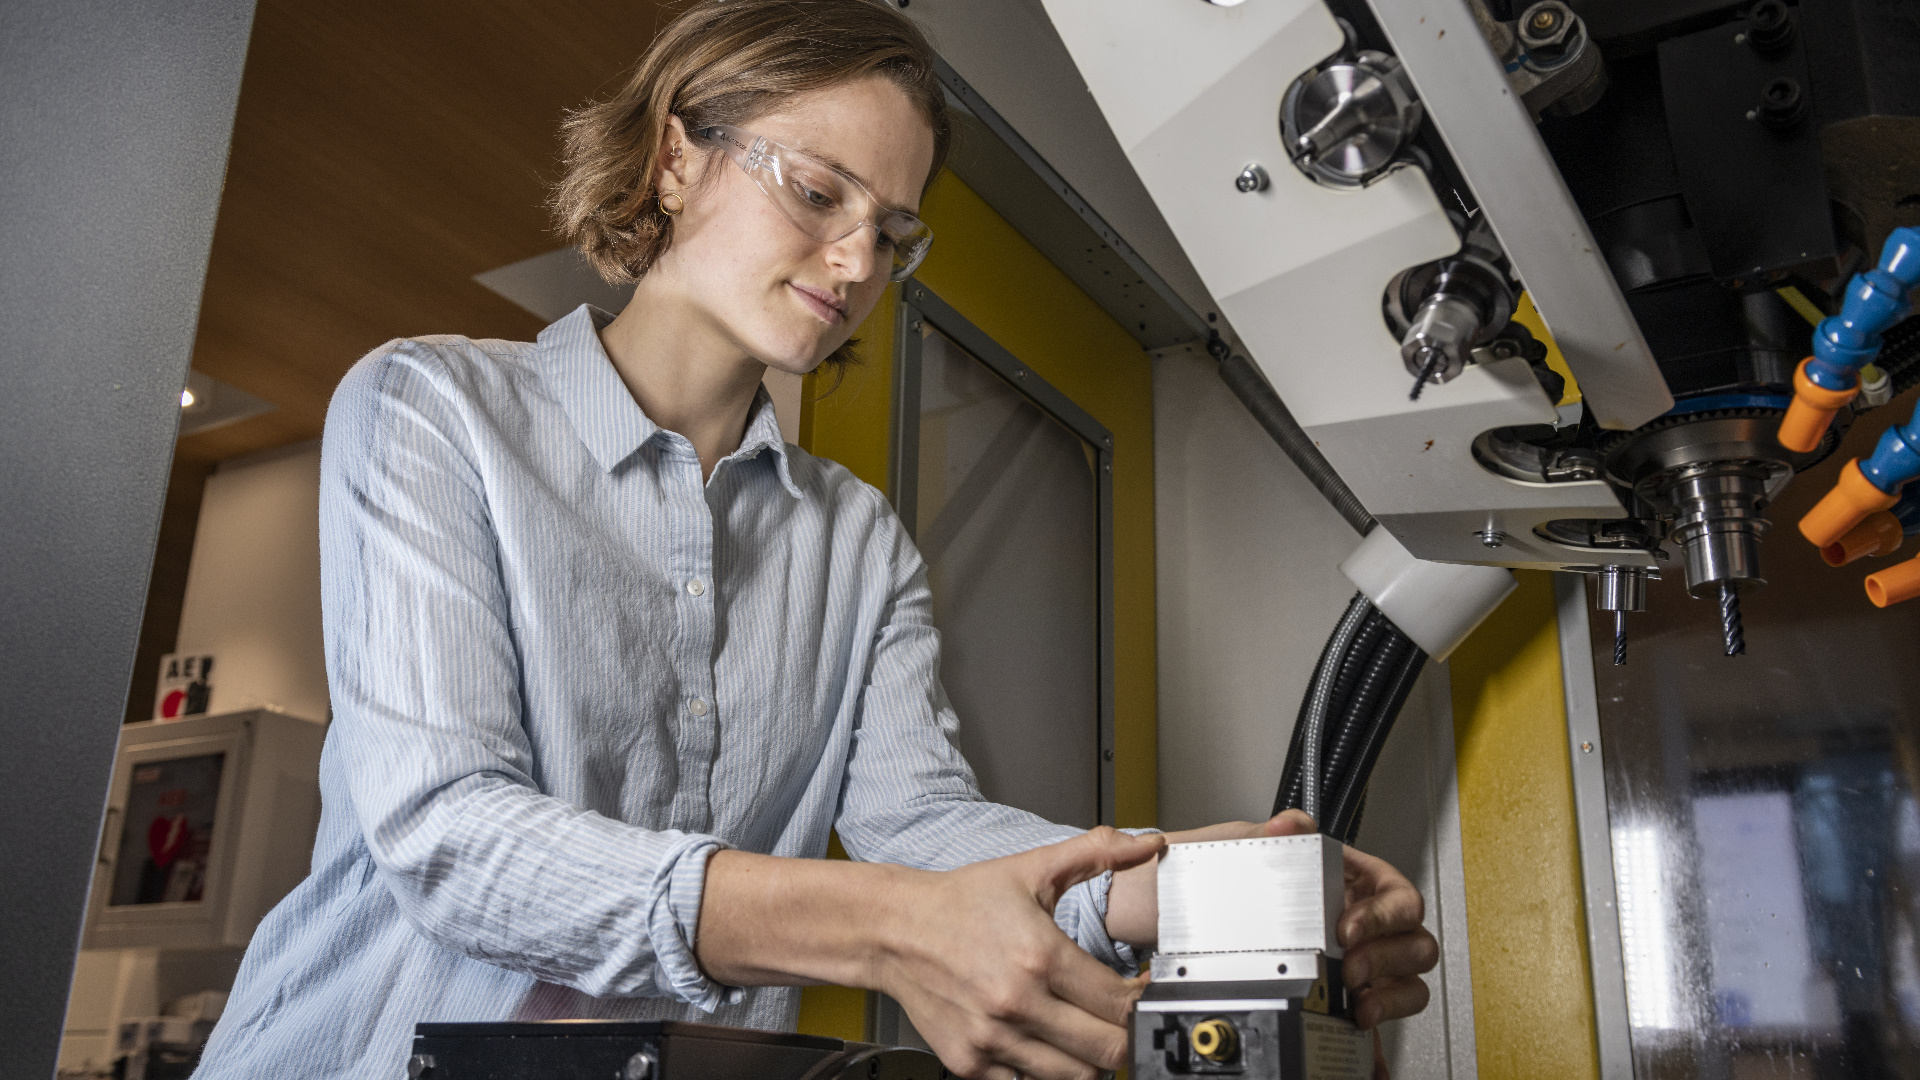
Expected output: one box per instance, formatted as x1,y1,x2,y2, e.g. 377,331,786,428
537,304,802,498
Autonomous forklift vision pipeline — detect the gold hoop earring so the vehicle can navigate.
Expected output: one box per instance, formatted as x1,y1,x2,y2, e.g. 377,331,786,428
659,190,685,217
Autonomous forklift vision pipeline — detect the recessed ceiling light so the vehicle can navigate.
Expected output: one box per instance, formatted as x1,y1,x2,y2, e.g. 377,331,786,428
473,247,636,323
177,370,275,438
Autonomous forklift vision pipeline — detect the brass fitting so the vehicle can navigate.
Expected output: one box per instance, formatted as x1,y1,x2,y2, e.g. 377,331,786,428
1189,1018,1238,1063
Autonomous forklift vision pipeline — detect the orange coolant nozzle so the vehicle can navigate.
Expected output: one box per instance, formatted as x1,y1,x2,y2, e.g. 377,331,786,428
1865,555,1920,607
1821,511,1904,566
1800,459,1900,549
1778,358,1859,453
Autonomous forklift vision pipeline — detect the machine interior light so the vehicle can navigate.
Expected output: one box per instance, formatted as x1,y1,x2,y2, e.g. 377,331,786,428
1614,824,1680,1031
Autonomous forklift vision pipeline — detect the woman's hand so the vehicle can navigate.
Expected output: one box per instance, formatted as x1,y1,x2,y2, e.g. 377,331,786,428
697,829,1165,1080
873,827,1166,1080
1106,810,1439,1031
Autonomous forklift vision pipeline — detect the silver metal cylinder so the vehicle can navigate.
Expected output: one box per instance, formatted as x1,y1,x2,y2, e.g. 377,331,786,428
1594,566,1647,612
1282,51,1423,188
1400,293,1484,385
1661,463,1771,596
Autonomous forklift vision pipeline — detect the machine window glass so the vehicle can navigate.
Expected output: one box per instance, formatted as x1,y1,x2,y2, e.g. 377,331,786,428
913,328,1101,829
1590,548,1920,1074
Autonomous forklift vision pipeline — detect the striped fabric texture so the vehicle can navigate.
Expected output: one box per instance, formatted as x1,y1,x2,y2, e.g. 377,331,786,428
193,305,1134,1078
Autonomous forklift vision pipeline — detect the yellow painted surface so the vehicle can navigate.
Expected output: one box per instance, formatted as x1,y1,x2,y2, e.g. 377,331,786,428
1447,571,1599,1080
798,283,896,490
795,169,1158,1036
1776,285,1826,328
1513,291,1580,405
795,826,868,1039
910,170,1158,830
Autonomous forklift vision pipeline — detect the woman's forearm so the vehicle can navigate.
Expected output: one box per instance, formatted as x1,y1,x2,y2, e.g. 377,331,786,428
693,849,915,988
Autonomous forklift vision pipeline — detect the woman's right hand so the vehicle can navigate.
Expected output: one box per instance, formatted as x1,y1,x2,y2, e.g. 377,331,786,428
870,828,1166,1080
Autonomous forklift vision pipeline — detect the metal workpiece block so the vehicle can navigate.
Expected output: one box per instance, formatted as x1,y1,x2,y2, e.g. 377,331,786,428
1151,950,1325,985
1157,836,1347,959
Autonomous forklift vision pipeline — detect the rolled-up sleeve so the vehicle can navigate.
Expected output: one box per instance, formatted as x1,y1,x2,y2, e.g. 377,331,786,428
321,341,736,1008
830,496,1147,973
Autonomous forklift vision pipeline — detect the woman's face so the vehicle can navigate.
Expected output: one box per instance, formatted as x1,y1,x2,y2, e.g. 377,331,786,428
652,77,936,375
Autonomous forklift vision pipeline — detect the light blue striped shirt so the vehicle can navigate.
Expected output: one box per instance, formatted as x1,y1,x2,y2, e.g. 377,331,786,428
194,305,1135,1078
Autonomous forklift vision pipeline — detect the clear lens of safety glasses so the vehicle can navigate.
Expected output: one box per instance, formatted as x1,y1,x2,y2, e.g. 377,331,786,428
694,125,934,282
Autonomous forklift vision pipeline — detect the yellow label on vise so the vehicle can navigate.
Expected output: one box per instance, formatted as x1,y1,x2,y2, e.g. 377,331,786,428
1301,1014,1372,1080
1512,291,1580,405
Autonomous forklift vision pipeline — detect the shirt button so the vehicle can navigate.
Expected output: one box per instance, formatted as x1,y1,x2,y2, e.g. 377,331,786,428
687,578,706,597
689,698,709,717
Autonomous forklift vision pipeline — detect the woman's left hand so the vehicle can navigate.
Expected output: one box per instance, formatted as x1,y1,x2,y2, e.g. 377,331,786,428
1105,809,1439,1034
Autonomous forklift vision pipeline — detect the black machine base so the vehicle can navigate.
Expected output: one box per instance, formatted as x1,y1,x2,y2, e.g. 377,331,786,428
1132,981,1372,1080
409,1020,945,1080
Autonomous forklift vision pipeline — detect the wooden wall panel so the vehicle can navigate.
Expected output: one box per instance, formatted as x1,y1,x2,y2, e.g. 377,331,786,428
182,0,674,463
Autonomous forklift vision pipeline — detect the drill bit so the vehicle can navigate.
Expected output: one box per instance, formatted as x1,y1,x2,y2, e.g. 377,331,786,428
1408,346,1444,401
1613,609,1627,666
1719,581,1745,657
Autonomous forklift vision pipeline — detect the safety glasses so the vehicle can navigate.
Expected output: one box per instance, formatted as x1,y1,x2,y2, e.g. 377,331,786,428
692,124,934,282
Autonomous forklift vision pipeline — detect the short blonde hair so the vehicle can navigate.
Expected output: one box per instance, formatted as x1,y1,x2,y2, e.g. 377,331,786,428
551,0,951,289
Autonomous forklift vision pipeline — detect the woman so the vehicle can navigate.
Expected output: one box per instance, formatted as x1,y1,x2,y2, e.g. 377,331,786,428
194,3,1437,1078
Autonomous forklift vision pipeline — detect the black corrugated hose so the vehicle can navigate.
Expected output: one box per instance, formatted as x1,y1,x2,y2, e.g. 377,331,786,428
1871,314,1920,398
1272,592,1429,843
1210,346,1432,844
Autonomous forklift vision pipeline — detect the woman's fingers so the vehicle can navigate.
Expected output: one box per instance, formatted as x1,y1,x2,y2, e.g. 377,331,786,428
1344,928,1440,988
987,1031,1111,1080
1044,948,1144,1028
1339,847,1426,949
975,1037,1098,1076
1262,808,1317,836
884,832,1164,1080
1022,826,1164,910
1024,977,1137,1067
990,1037,1113,1076
1354,974,1432,1029
931,1002,1115,1080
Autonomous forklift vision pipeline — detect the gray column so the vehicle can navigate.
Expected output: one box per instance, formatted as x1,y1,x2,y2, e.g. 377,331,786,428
0,0,256,1072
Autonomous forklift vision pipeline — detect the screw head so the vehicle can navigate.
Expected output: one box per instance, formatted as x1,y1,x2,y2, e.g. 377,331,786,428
1518,1,1577,51
625,1050,658,1080
1756,76,1807,129
1235,163,1270,193
1581,741,1594,753
1478,529,1508,549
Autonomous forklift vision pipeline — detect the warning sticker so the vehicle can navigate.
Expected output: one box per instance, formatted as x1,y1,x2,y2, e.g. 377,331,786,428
1301,1014,1372,1080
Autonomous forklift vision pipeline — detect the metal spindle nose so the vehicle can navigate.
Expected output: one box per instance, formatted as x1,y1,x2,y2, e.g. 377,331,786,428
1595,566,1646,666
